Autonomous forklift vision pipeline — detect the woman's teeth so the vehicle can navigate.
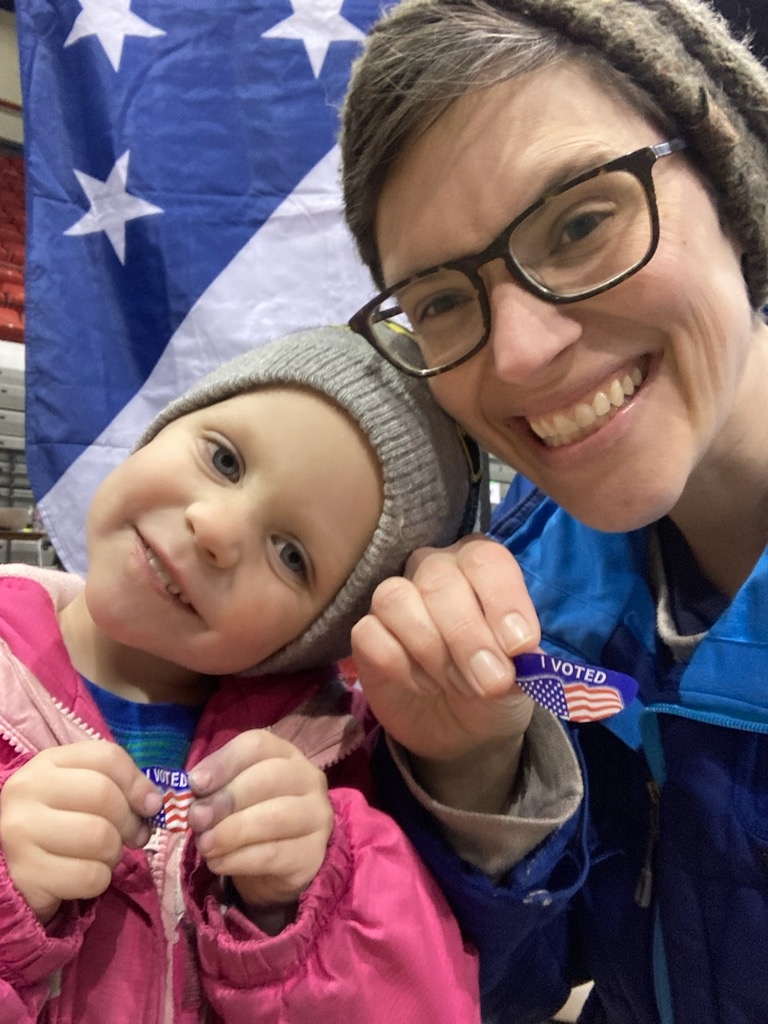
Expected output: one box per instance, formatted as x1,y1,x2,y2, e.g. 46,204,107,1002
528,366,644,448
146,546,191,604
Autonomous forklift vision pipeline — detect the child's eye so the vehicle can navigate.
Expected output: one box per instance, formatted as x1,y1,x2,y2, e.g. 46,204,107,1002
210,442,241,481
272,537,308,579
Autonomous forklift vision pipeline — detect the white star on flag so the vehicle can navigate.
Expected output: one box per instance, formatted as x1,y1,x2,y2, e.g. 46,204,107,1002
65,151,163,265
263,0,365,77
64,0,165,72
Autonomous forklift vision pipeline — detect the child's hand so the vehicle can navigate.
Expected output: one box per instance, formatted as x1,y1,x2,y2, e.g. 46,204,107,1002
187,731,334,911
0,741,163,924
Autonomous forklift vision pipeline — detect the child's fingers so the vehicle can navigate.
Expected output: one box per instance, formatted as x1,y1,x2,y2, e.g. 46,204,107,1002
0,745,162,922
122,761,164,821
205,832,328,894
188,729,299,796
186,785,235,833
67,741,163,837
5,742,162,840
195,783,331,856
187,742,326,834
189,737,334,906
197,791,334,906
26,807,126,869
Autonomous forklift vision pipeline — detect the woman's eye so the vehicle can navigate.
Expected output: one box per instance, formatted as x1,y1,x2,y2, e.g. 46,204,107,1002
273,537,308,579
558,209,608,246
420,291,466,320
406,288,474,327
210,442,241,481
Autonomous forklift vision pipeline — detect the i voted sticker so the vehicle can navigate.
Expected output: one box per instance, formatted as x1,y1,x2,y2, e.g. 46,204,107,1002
513,652,638,722
143,767,194,832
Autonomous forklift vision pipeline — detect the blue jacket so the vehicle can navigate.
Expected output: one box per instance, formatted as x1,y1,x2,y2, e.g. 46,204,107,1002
374,488,768,1023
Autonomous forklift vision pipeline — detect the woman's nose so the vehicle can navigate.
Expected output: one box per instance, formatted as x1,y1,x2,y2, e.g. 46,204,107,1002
185,497,244,568
483,267,583,382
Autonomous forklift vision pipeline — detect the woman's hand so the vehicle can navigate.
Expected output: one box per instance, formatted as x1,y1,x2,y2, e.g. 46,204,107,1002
351,535,540,811
187,731,334,922
0,741,162,924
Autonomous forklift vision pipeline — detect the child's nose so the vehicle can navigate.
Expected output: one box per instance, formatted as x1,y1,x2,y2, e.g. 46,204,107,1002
185,498,244,568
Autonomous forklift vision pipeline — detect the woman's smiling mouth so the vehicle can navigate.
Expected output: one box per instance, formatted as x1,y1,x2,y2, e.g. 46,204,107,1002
527,363,647,448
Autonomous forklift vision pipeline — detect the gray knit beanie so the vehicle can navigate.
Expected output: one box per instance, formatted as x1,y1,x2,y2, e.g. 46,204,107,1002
137,325,479,676
341,0,768,309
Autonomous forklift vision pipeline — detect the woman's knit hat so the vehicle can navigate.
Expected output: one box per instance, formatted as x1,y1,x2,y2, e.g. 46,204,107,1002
137,324,479,676
342,0,768,308
503,0,768,308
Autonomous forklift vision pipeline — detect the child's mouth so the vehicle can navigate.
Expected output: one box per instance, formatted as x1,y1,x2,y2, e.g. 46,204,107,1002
144,543,192,606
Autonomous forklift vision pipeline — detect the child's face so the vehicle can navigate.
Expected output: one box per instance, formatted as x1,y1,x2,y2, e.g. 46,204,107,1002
84,386,383,675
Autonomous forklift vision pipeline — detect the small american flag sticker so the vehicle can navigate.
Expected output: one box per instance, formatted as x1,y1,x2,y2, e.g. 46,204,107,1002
513,653,638,722
143,767,194,832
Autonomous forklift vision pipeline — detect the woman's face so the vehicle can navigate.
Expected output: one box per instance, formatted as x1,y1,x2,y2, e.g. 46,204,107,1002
375,61,761,532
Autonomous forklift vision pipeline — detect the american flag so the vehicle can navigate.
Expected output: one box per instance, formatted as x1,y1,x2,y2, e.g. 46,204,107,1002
151,786,194,832
144,766,194,831
514,652,638,722
15,0,382,573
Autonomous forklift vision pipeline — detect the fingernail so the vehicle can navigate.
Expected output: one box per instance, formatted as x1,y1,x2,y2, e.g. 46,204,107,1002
143,789,163,816
188,768,210,794
501,612,534,652
469,649,511,692
188,800,214,833
129,823,151,850
196,830,214,856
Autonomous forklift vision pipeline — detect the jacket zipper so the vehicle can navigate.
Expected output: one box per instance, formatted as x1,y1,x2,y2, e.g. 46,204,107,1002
0,694,103,759
48,696,103,740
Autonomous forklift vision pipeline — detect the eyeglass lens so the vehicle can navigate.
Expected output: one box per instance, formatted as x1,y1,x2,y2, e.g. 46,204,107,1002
369,166,654,372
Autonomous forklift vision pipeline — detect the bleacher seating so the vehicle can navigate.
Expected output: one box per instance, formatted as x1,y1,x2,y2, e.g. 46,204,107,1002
0,224,21,247
1,281,23,311
0,154,23,345
0,263,21,285
0,305,22,344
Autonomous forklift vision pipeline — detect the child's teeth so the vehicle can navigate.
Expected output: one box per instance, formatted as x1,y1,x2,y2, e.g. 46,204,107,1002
146,546,188,603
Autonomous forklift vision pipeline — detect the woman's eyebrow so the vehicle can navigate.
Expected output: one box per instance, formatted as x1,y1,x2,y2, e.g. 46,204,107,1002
399,145,624,279
523,145,619,206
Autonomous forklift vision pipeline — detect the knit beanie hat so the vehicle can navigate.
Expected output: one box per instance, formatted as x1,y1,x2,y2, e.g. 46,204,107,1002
137,325,479,675
342,0,768,308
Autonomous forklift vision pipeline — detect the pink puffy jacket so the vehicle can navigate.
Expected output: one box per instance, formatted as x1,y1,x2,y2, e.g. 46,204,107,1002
0,570,480,1023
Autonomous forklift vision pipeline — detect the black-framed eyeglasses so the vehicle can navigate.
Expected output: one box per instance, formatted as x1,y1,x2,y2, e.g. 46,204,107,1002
349,137,687,377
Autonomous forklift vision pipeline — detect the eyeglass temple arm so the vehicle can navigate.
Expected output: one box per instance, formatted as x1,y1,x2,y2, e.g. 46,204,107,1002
651,137,686,159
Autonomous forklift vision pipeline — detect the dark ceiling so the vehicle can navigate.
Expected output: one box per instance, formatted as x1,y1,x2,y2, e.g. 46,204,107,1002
716,0,768,60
